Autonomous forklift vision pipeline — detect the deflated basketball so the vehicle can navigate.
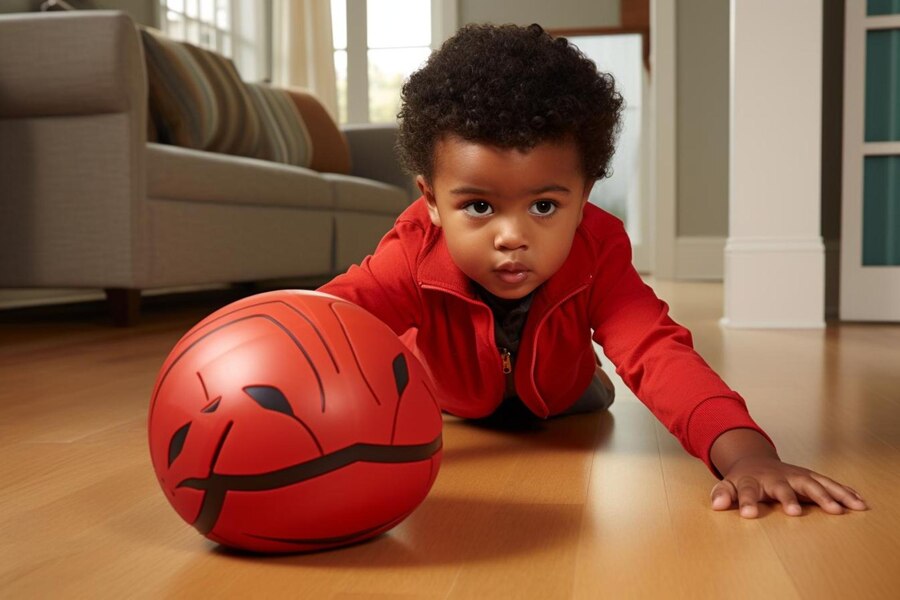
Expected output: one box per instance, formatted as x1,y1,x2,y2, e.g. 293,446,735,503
148,290,443,553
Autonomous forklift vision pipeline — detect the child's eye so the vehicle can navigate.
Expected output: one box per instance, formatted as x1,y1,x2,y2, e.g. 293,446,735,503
462,201,493,217
530,200,558,216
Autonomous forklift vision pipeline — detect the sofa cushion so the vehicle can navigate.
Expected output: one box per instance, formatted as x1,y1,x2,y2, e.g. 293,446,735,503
285,89,351,175
147,143,332,210
140,27,217,149
246,83,312,168
322,173,410,215
182,45,262,158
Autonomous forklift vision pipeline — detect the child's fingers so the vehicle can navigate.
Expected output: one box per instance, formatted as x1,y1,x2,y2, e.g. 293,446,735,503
794,475,846,514
709,479,736,510
735,478,762,518
844,485,864,499
769,481,802,516
808,473,869,510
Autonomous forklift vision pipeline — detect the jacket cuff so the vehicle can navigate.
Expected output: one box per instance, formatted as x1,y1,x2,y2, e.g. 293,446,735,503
687,396,777,480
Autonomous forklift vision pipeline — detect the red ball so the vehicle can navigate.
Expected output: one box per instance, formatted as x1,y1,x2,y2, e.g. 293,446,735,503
148,290,443,553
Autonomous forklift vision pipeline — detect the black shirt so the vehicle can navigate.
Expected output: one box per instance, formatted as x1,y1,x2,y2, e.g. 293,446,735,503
473,283,540,416
473,283,534,355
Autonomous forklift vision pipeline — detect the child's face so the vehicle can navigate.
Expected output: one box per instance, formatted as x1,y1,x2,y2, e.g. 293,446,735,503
418,135,594,300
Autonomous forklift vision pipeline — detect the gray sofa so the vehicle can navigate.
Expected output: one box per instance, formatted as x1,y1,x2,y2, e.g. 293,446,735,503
0,11,417,324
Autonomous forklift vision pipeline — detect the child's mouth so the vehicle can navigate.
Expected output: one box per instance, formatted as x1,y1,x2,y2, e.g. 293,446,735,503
495,270,528,284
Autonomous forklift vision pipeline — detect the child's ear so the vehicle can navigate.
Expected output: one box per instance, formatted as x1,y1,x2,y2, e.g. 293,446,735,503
417,175,442,228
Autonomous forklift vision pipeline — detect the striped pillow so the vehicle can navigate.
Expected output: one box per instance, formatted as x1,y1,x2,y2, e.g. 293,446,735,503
285,89,351,174
140,28,217,149
182,45,262,158
246,83,312,168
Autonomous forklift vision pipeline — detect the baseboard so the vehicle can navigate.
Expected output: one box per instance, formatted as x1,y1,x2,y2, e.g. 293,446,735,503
718,317,826,329
0,284,231,310
723,236,826,329
674,236,725,280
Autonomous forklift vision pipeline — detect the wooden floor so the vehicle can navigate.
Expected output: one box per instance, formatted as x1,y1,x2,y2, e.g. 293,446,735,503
1,280,899,599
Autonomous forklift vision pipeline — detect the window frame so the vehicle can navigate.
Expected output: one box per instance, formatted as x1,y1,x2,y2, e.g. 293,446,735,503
157,0,273,83
336,0,456,124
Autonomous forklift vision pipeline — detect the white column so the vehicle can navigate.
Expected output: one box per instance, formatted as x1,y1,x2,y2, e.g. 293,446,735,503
722,0,825,329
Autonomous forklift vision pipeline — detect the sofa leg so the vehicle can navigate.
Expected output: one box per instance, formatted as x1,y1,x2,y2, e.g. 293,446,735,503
105,288,141,327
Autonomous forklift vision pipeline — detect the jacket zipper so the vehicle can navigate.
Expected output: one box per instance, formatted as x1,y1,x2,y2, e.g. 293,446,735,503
420,283,511,400
499,347,516,400
499,347,512,374
420,282,591,404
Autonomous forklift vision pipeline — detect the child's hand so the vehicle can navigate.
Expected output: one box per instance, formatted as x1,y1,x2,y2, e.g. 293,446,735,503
709,456,869,518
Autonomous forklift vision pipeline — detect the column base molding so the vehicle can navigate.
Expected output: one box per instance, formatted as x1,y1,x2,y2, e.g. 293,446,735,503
722,236,826,329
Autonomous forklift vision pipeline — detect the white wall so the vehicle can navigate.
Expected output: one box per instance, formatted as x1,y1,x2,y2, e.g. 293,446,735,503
676,0,729,238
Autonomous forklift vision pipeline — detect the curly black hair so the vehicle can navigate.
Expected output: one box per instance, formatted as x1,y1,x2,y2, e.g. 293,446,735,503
396,23,625,184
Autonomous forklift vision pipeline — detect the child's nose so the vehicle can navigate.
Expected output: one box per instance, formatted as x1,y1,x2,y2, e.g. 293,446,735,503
493,218,528,251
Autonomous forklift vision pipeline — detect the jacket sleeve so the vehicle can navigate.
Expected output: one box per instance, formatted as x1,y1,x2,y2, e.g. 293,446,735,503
317,220,423,336
588,225,776,479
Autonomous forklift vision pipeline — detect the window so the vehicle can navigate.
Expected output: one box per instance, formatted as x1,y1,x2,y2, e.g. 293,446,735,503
554,31,650,272
332,0,443,124
567,35,644,238
159,0,272,82
332,0,349,122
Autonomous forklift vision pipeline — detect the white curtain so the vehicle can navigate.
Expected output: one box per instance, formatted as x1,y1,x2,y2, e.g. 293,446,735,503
271,0,339,121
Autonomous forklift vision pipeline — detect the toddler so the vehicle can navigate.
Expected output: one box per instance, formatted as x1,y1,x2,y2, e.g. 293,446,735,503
319,23,868,519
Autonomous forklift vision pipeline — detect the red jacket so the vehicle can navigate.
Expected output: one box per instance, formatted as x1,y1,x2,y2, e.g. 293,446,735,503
319,198,775,478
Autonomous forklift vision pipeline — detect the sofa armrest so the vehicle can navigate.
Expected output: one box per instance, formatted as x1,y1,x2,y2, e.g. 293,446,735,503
0,11,149,289
340,123,419,201
0,11,146,118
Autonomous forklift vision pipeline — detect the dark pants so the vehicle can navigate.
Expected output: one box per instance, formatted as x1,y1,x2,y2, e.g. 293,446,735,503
474,367,616,426
556,368,616,416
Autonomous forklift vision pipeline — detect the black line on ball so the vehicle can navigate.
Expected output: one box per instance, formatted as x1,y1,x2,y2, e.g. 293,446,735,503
241,386,324,453
178,435,443,536
329,302,382,407
184,299,339,373
280,300,340,374
392,354,409,397
168,422,191,468
197,371,210,401
191,420,234,535
201,397,221,413
209,420,234,477
244,385,295,417
151,314,325,435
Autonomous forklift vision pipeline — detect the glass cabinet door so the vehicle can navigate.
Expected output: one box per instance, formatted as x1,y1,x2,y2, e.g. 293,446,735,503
840,0,900,320
863,27,900,266
867,0,900,16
